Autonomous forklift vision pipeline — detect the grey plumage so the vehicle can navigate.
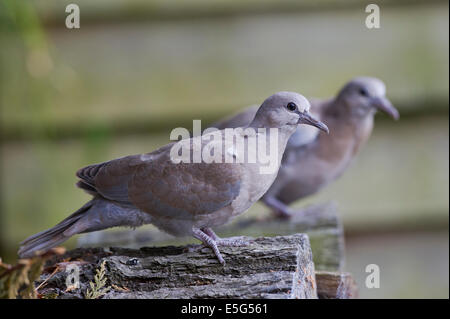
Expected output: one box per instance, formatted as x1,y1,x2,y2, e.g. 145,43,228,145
213,77,399,218
18,91,328,264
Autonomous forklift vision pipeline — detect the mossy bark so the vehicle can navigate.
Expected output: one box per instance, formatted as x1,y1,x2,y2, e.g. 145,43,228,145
39,234,319,299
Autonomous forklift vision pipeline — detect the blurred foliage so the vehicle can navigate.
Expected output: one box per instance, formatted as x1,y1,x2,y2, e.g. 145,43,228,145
0,1,448,140
29,0,450,25
0,247,65,299
0,0,55,139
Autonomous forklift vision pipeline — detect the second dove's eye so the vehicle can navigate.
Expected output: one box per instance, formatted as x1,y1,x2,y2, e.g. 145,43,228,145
286,102,297,111
359,88,368,96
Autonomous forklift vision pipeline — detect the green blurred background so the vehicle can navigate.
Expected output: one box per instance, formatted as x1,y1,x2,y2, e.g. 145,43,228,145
0,0,448,298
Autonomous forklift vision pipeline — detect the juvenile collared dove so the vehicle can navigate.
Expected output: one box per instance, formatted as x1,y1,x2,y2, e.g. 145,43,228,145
18,92,328,264
213,77,399,218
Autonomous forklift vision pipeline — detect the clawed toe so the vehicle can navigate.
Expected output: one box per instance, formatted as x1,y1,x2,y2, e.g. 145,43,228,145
192,228,255,265
193,227,227,265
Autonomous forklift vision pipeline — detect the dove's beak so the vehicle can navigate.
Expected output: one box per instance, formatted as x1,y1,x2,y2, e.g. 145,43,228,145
371,97,399,120
298,112,329,134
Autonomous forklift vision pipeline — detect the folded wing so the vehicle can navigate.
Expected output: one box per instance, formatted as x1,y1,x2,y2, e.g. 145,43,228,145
76,140,242,220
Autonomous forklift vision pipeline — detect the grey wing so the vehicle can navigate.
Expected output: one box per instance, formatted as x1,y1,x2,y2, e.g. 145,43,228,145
76,155,142,204
128,150,242,221
76,143,175,204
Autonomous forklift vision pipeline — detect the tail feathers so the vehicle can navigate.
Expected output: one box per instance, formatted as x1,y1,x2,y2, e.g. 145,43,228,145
18,200,95,259
76,162,107,186
76,180,99,196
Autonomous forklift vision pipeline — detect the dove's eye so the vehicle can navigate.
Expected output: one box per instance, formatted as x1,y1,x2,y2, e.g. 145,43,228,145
359,88,369,97
286,102,297,111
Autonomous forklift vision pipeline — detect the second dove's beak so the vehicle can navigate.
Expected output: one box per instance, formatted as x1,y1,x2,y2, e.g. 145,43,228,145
371,97,400,120
298,112,329,134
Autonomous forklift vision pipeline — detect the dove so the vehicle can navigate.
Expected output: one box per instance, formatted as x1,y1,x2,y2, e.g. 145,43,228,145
18,92,328,264
213,77,399,218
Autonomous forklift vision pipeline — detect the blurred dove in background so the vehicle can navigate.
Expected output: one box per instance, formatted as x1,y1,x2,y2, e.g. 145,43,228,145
18,91,328,264
213,77,399,218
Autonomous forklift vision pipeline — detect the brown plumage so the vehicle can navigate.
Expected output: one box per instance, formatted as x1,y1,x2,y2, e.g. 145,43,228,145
18,91,328,264
213,77,399,218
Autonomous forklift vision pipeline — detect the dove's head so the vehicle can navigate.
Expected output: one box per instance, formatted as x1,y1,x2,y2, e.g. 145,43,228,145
250,91,329,133
337,77,399,120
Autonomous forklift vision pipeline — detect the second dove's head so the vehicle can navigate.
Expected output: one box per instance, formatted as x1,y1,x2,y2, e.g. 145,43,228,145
252,91,329,133
338,77,399,120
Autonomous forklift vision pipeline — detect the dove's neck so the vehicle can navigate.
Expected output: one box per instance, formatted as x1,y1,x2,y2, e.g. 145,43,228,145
309,98,374,164
248,109,298,157
323,98,375,134
247,122,297,163
277,125,299,152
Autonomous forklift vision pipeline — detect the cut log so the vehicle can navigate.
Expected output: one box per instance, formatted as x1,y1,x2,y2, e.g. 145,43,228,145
38,234,318,299
78,201,344,271
316,271,358,299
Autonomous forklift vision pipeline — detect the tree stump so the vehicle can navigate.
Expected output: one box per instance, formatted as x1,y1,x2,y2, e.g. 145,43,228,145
38,234,319,299
316,271,358,299
78,202,344,271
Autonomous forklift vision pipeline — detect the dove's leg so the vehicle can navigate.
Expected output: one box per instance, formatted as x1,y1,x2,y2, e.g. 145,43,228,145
263,196,294,219
192,227,225,265
263,196,318,219
202,228,251,247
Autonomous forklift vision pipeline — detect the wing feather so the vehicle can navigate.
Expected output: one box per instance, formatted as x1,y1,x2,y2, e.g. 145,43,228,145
76,138,242,220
